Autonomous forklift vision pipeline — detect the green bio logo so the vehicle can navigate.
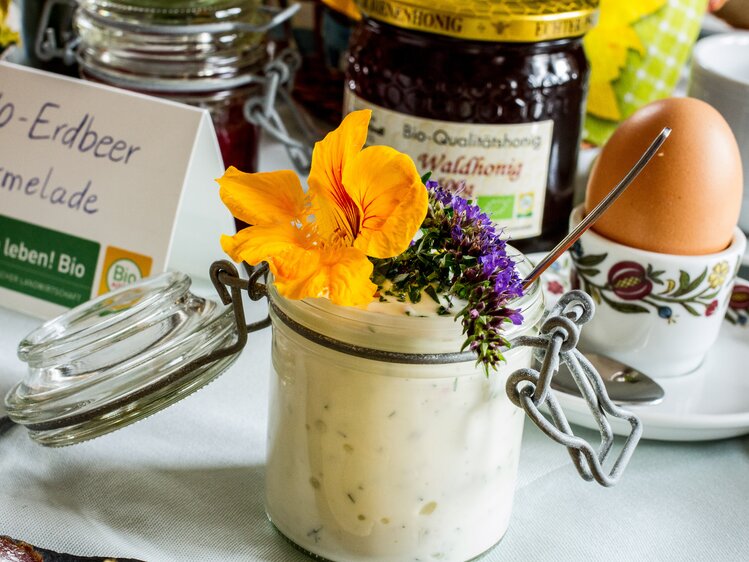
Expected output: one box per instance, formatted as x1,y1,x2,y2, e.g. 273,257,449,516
106,258,143,291
477,195,515,221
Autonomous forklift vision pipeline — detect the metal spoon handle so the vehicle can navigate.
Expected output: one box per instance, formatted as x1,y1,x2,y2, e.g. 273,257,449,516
522,127,672,291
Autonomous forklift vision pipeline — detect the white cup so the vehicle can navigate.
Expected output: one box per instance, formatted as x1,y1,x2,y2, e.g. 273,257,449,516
689,32,749,233
570,205,747,378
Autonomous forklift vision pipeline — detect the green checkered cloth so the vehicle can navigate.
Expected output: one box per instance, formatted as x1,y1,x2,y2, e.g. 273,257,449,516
584,0,707,146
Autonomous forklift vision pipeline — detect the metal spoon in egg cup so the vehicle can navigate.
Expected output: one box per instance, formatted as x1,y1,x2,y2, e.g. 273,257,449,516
522,127,672,291
522,126,671,407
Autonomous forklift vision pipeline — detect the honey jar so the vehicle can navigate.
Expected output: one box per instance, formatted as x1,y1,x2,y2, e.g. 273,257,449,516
344,0,599,253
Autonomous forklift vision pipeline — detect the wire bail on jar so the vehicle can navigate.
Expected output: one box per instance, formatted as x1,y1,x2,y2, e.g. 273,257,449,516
242,51,318,174
506,291,643,487
34,0,80,65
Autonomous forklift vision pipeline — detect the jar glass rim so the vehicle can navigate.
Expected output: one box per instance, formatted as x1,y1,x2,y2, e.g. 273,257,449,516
17,272,191,363
78,0,264,24
269,252,543,356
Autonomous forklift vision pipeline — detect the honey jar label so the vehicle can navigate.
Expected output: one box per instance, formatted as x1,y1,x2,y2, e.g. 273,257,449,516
344,93,552,239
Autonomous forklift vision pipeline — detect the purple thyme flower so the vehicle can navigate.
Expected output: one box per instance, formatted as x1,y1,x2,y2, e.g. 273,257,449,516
426,181,525,367
425,180,453,206
371,178,525,371
507,310,523,325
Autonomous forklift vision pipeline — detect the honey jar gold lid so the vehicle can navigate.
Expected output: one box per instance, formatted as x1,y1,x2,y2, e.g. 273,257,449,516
355,0,599,42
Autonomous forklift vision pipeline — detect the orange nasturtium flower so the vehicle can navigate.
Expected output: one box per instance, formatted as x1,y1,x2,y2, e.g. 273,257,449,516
218,110,428,307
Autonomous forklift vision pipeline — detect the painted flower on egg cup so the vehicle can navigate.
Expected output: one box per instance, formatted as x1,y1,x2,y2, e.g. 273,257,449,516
569,205,747,378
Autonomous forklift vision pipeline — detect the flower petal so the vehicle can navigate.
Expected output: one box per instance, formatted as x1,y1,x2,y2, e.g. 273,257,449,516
220,222,315,273
218,167,307,226
273,246,376,307
342,145,427,258
308,110,371,242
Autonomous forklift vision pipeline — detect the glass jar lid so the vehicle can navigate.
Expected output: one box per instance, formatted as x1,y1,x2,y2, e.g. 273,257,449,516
75,0,271,92
4,272,241,447
356,0,599,42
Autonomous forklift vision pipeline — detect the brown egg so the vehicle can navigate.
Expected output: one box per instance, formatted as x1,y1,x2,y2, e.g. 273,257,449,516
585,97,742,255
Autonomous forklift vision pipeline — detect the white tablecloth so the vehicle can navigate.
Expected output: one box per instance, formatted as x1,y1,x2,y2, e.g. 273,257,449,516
1,137,748,562
2,279,749,562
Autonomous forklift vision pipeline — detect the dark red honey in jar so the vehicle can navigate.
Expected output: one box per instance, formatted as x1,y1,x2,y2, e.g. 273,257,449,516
345,0,599,253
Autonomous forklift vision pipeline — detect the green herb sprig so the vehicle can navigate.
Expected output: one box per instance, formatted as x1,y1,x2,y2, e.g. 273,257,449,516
371,178,524,372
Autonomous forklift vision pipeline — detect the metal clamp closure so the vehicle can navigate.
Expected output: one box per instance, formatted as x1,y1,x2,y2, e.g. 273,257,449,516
36,0,80,65
243,50,317,174
507,291,643,487
210,260,270,336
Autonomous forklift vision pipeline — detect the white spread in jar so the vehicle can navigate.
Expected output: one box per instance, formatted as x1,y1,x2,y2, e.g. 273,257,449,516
264,295,533,562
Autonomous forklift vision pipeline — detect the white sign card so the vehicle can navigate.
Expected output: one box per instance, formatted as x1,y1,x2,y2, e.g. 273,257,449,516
0,61,233,318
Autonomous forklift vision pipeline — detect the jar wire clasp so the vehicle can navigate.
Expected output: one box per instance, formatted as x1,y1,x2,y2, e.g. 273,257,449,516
243,51,317,174
507,291,643,487
35,0,80,65
209,260,270,353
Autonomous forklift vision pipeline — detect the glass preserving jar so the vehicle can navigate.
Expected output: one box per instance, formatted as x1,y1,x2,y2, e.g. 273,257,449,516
4,272,240,446
344,0,598,254
74,0,270,196
264,261,544,561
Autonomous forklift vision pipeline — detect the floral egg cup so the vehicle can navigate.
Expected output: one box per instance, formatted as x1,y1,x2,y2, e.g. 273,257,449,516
569,205,747,378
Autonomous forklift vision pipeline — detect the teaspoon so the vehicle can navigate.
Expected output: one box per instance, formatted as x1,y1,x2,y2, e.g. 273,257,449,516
541,352,666,406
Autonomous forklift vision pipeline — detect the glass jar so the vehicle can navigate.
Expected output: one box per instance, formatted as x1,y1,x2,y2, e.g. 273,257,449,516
4,271,240,446
344,0,598,254
264,263,544,561
75,0,270,229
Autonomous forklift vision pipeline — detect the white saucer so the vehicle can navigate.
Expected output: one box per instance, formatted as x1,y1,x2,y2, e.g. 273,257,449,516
529,252,749,442
556,315,749,441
